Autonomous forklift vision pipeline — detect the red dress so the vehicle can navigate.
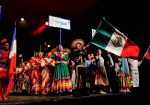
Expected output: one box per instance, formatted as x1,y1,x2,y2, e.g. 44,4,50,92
0,50,10,78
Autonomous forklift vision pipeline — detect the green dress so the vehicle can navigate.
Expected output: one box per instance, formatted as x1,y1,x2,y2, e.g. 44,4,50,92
51,51,72,93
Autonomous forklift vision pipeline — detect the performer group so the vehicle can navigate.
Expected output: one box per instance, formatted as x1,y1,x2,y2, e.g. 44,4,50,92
0,38,140,100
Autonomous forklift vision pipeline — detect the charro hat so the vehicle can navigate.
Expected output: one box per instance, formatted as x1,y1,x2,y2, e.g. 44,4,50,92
71,39,85,49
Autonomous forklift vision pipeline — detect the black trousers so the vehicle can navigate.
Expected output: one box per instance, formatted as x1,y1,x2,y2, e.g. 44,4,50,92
106,67,119,93
76,66,86,90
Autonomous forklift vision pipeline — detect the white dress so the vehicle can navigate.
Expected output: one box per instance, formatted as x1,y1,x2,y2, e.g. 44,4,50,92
94,55,109,86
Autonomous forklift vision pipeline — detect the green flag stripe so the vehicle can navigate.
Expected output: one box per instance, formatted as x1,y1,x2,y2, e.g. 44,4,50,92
91,31,110,49
91,19,115,49
97,20,115,38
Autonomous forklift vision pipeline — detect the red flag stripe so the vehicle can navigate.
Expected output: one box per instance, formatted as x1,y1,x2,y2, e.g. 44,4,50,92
145,48,150,60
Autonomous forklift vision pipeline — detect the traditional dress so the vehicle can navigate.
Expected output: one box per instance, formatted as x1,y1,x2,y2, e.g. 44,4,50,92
44,56,55,94
51,51,72,94
41,65,50,95
30,57,41,95
22,62,31,94
69,61,76,90
41,57,54,95
73,48,87,91
0,49,9,78
71,39,89,96
117,57,132,93
95,55,109,87
0,48,10,100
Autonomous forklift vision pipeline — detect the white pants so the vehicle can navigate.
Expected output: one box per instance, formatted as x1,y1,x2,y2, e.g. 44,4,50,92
131,69,139,87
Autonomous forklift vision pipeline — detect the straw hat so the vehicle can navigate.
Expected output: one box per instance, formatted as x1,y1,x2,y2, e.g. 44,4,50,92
71,39,85,49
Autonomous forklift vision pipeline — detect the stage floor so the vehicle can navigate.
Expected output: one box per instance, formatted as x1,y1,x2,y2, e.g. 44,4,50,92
0,92,148,105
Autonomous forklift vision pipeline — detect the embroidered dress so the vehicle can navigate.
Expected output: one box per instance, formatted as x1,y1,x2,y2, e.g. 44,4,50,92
41,64,51,95
30,58,41,95
51,52,72,93
43,57,55,94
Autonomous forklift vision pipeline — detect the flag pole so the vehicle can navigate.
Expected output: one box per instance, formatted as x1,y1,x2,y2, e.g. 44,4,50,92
139,45,150,65
103,17,116,29
39,44,41,52
19,53,23,63
21,54,23,63
34,50,35,57
44,41,47,53
92,17,104,39
44,41,47,46
60,28,62,76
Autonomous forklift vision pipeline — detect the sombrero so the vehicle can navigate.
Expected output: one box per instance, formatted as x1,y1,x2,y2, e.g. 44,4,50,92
71,39,85,49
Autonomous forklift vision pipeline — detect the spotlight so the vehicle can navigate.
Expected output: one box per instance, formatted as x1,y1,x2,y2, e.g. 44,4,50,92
21,18,24,21
45,21,49,26
47,44,50,48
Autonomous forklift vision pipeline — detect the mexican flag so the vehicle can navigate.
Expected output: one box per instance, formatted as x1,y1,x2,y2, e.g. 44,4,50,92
90,19,140,58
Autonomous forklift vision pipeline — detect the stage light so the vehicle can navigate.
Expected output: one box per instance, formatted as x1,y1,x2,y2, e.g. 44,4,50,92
21,18,25,21
32,24,46,36
45,21,49,26
47,44,50,48
19,17,28,28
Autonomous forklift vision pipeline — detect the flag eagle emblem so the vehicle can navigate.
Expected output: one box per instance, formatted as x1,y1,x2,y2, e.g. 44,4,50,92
111,36,123,47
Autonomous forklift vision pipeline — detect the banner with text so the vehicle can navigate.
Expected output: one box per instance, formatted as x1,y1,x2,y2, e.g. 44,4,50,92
49,15,71,30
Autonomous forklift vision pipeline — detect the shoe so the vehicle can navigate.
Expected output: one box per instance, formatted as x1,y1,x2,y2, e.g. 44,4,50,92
3,95,8,101
0,96,8,102
99,90,107,94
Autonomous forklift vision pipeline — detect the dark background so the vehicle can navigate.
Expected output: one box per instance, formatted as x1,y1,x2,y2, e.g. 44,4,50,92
0,0,150,60
0,0,150,95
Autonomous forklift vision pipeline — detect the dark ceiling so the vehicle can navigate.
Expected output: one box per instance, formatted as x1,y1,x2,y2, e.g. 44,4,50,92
0,0,150,60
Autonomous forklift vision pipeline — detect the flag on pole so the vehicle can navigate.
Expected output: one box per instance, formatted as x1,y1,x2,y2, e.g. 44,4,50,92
6,25,17,96
90,19,140,58
145,46,150,60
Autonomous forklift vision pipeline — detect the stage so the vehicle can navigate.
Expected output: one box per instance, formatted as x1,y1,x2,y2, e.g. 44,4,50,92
0,91,147,105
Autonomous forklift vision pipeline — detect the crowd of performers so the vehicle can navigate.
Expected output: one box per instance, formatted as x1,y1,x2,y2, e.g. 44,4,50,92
1,38,140,98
